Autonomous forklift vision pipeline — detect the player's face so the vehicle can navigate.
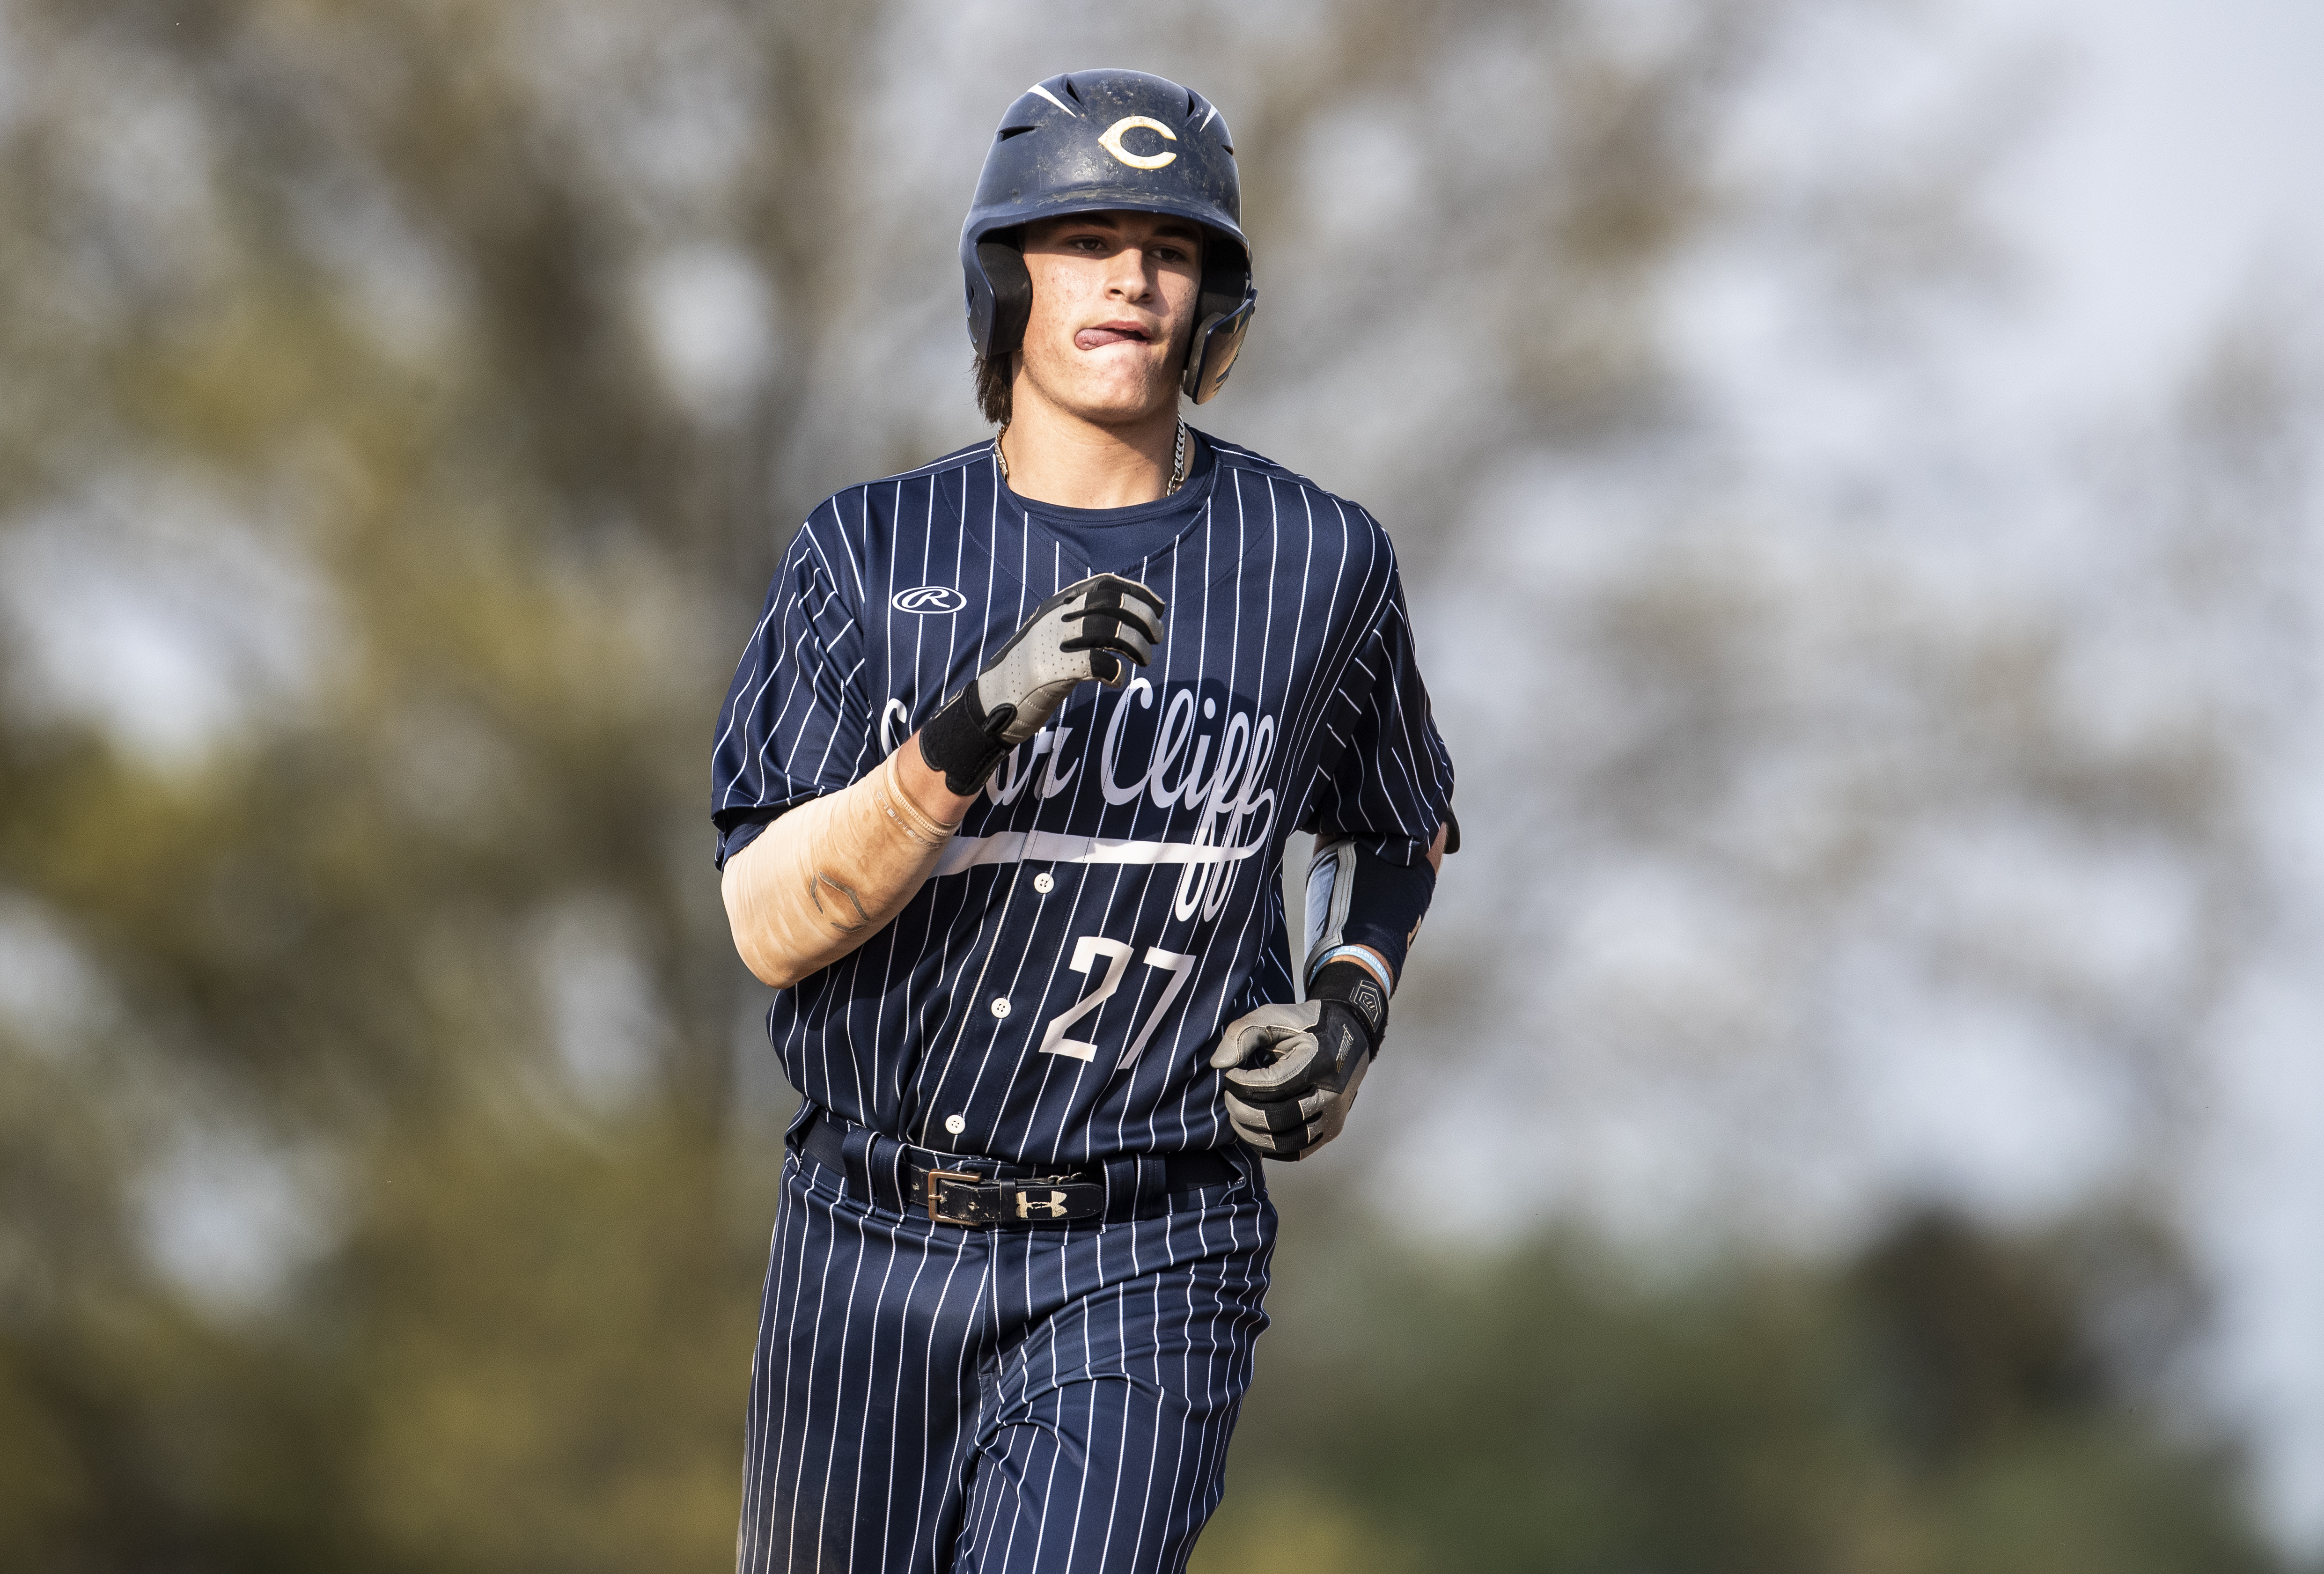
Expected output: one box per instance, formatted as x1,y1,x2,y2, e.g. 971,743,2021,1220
1015,212,1204,428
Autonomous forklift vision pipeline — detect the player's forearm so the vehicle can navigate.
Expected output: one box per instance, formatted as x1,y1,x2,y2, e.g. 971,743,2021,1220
1321,823,1450,990
1304,817,1452,993
720,743,973,988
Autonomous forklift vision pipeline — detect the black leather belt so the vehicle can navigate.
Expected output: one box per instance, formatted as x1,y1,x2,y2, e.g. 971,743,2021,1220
797,1109,1239,1228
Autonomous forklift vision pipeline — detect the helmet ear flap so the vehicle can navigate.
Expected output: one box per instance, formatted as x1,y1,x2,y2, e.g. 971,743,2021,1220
1182,236,1255,403
1183,287,1256,404
975,237,1032,358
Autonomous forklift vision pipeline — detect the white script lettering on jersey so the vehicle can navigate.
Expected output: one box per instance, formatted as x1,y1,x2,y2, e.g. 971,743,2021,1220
882,681,1278,921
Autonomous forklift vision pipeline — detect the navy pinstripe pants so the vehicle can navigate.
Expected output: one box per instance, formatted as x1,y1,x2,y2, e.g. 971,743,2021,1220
736,1118,1275,1574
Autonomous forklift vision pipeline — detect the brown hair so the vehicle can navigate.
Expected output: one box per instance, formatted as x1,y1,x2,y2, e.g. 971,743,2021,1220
974,349,1013,426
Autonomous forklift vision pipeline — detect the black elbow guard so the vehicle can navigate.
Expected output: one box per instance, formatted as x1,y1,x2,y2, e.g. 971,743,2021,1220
1302,833,1438,987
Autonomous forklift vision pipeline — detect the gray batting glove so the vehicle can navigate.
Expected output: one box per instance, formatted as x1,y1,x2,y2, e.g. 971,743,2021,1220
1209,962,1389,1161
919,574,1165,794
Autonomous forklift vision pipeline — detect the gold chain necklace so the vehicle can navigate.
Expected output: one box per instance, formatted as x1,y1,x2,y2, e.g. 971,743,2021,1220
995,418,1190,495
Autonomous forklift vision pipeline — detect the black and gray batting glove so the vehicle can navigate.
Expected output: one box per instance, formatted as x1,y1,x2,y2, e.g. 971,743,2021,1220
919,574,1166,795
1208,961,1389,1161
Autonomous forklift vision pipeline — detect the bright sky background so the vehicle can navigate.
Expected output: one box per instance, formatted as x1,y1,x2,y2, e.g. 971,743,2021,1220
1976,0,2324,415
1964,0,2324,1545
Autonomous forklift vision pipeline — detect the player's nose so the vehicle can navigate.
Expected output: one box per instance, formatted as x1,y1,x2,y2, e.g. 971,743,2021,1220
1102,244,1155,303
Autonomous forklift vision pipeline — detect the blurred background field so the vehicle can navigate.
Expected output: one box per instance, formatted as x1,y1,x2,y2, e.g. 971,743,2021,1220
2,0,2321,1569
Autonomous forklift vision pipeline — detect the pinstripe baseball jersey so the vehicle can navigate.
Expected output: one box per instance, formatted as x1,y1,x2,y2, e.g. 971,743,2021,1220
711,432,1454,1166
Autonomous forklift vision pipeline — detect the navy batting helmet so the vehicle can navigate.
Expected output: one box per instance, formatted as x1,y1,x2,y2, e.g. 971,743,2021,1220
961,70,1256,405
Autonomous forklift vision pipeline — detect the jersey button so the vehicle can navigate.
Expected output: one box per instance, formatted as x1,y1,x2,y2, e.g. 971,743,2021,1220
944,1114,967,1136
1032,872,1054,894
990,997,1011,1019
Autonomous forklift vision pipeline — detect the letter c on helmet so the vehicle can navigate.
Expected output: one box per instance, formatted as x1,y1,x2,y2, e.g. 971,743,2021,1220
1098,116,1178,170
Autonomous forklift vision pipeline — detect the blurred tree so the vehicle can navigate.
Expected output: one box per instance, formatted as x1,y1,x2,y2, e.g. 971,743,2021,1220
1851,1210,2098,1467
1,0,882,1564
1196,1203,2281,1574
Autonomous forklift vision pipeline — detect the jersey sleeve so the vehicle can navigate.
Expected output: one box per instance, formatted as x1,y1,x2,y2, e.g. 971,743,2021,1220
710,519,873,868
1304,559,1456,870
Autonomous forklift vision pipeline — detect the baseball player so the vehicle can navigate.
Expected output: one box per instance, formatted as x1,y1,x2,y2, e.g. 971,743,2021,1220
711,69,1455,1574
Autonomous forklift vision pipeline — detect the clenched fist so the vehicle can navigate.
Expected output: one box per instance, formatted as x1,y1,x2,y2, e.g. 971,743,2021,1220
1209,961,1388,1161
919,574,1166,795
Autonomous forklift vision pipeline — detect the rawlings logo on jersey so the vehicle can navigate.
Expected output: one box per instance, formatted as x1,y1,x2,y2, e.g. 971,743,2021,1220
892,585,968,614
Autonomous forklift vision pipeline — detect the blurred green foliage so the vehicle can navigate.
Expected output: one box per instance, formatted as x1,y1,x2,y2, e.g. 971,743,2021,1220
1,1158,2287,1572
1198,1204,2278,1574
0,1112,769,1572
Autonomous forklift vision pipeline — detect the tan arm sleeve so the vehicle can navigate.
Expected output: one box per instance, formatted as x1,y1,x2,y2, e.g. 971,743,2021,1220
720,749,960,988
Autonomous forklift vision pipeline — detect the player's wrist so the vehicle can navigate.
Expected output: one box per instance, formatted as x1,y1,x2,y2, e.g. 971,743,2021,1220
1307,959,1389,1057
1311,943,1393,995
881,749,965,839
916,684,1013,796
